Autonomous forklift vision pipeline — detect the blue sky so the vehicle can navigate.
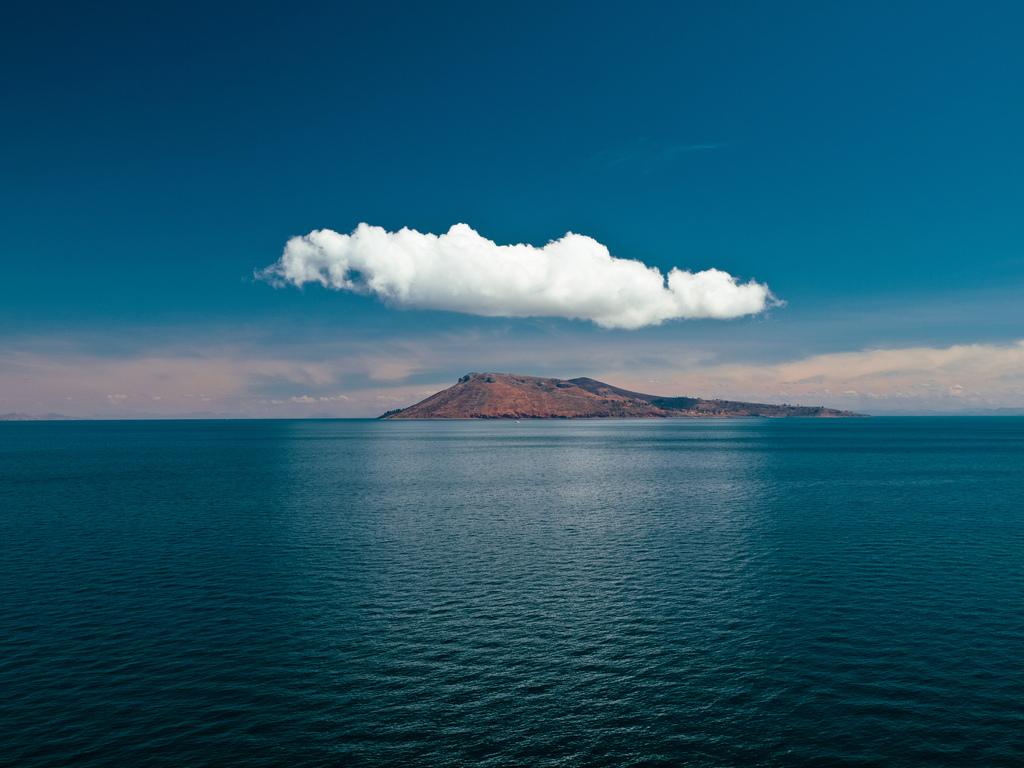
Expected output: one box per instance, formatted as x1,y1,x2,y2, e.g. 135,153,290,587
2,1,1023,415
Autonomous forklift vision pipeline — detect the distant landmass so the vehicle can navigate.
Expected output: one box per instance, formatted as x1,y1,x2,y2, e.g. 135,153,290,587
380,373,865,419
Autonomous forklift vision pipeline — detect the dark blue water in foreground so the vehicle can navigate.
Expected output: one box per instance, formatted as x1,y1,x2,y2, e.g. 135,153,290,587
2,419,1023,767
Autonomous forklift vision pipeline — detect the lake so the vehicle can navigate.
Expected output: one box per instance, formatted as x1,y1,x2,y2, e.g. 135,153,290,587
2,418,1022,766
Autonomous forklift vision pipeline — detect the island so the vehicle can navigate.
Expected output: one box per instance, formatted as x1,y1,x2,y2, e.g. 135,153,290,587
380,372,865,419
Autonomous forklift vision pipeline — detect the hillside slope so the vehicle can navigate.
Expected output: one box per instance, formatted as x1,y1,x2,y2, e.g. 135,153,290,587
381,373,863,419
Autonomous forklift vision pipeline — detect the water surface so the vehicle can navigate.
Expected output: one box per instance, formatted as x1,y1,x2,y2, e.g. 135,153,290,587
2,418,1022,766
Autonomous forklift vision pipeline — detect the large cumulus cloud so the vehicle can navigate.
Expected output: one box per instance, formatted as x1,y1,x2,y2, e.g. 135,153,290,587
257,223,777,329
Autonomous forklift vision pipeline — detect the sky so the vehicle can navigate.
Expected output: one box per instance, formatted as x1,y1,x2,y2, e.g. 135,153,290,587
2,1,1023,416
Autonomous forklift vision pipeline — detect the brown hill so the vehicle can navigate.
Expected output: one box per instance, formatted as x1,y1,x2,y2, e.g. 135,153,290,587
381,373,864,419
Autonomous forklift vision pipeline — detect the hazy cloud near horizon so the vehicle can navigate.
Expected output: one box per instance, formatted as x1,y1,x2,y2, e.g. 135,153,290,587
257,223,776,329
3,335,1024,417
610,341,1024,414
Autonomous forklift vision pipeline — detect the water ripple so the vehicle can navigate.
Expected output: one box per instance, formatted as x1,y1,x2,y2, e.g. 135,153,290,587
1,418,1023,766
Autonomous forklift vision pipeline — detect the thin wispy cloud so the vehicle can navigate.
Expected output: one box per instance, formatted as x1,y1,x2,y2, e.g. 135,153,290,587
257,223,776,329
664,142,725,156
590,138,725,171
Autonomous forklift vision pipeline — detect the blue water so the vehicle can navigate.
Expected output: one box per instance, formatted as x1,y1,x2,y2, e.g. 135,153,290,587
1,418,1023,766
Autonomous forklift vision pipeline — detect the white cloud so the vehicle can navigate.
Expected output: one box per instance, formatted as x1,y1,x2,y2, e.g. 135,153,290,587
258,223,776,329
